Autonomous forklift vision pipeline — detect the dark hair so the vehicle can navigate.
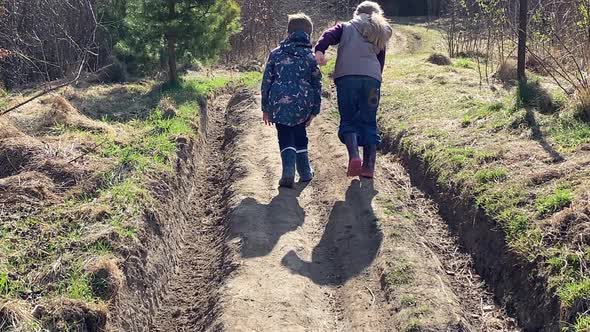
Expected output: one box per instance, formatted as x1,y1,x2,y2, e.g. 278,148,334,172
287,13,313,36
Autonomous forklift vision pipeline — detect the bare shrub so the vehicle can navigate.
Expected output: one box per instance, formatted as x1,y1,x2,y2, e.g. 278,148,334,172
495,60,518,84
427,53,452,66
574,88,590,123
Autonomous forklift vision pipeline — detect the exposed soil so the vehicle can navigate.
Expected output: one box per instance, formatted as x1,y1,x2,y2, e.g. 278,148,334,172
144,87,520,331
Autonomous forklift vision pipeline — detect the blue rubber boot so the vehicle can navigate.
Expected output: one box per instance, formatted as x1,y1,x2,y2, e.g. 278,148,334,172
296,151,314,182
279,149,296,188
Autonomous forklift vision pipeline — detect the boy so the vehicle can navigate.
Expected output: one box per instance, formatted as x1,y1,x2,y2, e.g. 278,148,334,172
314,1,392,179
261,13,322,188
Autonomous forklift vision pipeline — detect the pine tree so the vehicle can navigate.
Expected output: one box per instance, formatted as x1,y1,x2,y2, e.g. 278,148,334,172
125,0,240,82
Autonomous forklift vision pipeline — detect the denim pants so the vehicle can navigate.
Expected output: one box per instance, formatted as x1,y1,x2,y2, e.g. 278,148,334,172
335,75,381,146
276,122,309,153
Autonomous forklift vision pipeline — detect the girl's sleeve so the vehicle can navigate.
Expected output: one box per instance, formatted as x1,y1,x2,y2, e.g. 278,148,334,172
310,59,322,115
261,54,275,113
314,23,344,54
377,48,386,72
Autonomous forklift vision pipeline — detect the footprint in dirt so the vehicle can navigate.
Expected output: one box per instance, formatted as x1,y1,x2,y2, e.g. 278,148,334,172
230,183,309,258
281,179,382,285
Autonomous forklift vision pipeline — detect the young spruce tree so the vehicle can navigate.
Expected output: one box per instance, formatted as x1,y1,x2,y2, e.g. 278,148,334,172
125,0,240,82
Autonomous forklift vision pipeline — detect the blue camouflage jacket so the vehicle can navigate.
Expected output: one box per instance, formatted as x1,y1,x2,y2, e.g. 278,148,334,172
261,31,322,126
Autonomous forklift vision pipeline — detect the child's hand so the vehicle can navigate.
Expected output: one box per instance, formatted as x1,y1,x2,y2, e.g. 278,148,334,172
306,115,316,127
315,51,327,66
263,112,273,126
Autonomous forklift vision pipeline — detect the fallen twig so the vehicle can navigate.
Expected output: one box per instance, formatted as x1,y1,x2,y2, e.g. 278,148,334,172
364,285,376,306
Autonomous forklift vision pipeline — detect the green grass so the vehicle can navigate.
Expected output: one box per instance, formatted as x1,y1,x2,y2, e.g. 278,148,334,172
551,117,590,150
320,58,336,86
64,270,94,301
400,295,417,307
384,259,414,289
558,278,590,307
461,101,505,127
453,58,475,69
475,167,508,184
0,71,257,329
403,319,422,332
573,313,590,332
536,188,574,216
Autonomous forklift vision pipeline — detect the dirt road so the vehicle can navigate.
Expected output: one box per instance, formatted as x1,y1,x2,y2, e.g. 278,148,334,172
149,84,519,331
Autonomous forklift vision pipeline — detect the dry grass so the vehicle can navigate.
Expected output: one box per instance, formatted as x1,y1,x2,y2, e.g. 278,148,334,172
0,299,39,332
494,59,518,84
86,257,124,301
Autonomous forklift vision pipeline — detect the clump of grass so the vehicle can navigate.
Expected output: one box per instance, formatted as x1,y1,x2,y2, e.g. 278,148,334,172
574,314,590,332
536,187,574,216
403,319,422,332
558,278,590,307
498,209,530,239
63,270,94,301
462,101,505,127
400,295,417,307
453,57,475,69
384,259,414,289
0,299,40,331
475,167,508,184
550,117,590,150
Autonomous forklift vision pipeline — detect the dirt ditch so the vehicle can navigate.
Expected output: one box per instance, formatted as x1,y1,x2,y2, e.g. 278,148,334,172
112,91,244,332
381,133,560,331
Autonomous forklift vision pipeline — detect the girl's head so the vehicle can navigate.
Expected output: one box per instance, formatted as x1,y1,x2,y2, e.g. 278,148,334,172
355,1,384,16
287,13,313,37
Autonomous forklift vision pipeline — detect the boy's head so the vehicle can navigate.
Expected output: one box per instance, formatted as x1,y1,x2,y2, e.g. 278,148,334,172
287,13,313,36
355,1,384,16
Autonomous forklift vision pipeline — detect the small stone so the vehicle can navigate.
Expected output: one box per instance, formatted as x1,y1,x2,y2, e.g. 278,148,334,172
172,309,181,318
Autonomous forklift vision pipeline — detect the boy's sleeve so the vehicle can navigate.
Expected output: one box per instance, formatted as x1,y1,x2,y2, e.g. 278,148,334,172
310,58,322,116
261,53,275,114
315,23,343,54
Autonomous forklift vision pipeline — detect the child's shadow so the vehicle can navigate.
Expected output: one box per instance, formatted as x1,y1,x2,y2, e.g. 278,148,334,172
281,179,381,285
230,183,309,258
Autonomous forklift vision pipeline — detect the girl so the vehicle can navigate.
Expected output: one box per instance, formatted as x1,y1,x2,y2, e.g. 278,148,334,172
314,1,392,179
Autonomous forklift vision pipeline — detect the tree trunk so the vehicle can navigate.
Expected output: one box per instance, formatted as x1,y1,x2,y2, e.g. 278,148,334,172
167,34,177,82
166,0,177,82
517,0,528,82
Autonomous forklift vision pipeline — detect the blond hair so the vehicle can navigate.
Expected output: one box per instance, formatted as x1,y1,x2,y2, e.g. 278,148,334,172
355,1,384,16
288,13,313,36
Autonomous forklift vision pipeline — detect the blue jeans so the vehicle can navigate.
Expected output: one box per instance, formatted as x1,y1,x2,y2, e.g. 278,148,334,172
335,75,381,146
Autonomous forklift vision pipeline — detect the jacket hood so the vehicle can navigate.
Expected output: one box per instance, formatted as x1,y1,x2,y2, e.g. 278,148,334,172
280,31,312,56
351,13,393,50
